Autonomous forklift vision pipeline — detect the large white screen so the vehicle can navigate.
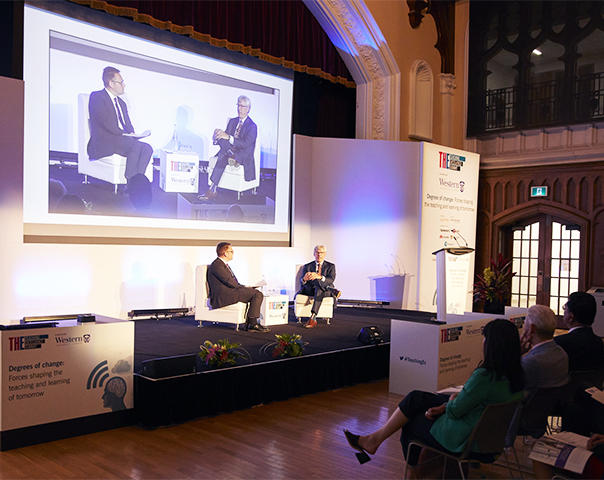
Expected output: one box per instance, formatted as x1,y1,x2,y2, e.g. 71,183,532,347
23,5,293,245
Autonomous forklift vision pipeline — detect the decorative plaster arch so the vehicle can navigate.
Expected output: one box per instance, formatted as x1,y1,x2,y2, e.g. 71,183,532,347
303,0,401,141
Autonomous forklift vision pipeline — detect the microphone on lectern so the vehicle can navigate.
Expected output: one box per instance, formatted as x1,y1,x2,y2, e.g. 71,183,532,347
451,229,469,247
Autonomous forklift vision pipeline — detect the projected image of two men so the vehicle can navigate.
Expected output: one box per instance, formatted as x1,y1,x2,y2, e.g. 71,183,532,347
48,32,281,225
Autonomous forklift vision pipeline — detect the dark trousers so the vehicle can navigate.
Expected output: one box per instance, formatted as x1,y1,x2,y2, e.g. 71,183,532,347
398,390,450,466
210,153,229,186
111,136,153,179
298,281,333,314
236,287,263,323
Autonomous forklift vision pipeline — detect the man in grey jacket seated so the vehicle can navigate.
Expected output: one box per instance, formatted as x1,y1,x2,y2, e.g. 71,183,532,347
520,304,570,394
506,304,571,443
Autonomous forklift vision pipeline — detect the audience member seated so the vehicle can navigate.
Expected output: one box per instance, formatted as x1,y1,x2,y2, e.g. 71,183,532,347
297,245,341,329
554,291,604,372
343,319,525,478
520,304,570,394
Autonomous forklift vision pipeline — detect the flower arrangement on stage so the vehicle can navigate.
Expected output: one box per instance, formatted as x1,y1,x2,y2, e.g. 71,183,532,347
473,253,515,314
261,333,307,358
198,339,250,368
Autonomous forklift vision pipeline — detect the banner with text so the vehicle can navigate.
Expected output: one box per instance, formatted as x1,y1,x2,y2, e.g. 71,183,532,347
1,320,134,431
418,143,480,313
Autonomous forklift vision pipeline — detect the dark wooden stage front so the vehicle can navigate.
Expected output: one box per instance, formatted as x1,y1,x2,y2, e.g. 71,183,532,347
134,306,436,428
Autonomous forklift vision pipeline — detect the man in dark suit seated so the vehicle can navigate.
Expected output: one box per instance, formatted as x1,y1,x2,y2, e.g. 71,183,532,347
207,242,269,332
202,95,257,199
554,291,603,372
297,245,341,329
87,66,152,182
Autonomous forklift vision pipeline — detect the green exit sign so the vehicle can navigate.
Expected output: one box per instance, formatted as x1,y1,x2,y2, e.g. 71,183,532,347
531,186,548,197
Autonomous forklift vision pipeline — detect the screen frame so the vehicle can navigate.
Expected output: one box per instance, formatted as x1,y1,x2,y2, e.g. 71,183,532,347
23,1,294,246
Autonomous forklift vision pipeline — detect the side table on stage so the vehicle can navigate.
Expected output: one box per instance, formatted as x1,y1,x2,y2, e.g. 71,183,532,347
159,150,199,193
260,294,289,326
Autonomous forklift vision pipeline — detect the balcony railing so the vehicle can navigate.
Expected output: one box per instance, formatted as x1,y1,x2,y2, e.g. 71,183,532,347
484,72,604,132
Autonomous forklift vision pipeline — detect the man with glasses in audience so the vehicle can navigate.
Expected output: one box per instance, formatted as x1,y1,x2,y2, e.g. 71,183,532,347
554,291,604,372
202,95,257,199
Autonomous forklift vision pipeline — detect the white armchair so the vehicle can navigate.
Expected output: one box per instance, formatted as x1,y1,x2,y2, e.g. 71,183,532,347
294,264,334,324
77,93,152,194
207,127,261,200
194,265,247,330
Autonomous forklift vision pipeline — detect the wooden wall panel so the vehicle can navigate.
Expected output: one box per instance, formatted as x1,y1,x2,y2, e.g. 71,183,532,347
475,161,604,299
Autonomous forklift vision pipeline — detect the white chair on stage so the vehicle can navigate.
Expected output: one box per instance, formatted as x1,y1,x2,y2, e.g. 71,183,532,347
194,265,247,330
207,128,261,200
294,264,334,324
77,93,153,194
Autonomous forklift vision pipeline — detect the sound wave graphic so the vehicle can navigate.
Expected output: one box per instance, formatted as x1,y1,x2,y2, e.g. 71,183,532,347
87,360,109,389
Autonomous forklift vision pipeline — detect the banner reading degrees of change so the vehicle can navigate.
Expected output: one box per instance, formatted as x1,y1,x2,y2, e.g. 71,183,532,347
1,319,134,431
417,143,480,313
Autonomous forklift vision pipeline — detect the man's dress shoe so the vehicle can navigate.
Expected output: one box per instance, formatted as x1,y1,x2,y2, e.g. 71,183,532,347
200,188,217,200
303,314,317,329
247,323,270,332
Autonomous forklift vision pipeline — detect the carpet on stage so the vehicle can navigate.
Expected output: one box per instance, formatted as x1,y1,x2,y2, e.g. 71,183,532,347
133,305,436,373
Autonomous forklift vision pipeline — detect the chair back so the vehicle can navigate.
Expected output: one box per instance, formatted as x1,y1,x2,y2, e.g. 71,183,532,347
194,265,211,312
466,397,523,456
295,265,305,291
517,383,573,438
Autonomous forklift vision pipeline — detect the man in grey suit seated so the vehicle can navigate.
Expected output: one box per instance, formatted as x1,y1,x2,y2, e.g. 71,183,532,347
520,304,570,393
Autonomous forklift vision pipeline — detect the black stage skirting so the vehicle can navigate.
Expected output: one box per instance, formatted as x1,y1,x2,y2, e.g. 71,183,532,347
134,306,437,428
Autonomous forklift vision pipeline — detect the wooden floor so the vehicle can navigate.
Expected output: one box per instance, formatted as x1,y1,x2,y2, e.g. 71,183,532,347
0,379,536,479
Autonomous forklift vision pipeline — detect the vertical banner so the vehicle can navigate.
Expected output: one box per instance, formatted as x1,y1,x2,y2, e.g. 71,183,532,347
1,319,134,431
417,143,480,313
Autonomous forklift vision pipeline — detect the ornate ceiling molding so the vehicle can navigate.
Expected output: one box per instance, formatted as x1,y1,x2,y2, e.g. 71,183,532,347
304,0,401,140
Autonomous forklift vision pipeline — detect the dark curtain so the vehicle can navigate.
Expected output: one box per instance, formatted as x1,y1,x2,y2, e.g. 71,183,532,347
71,0,355,87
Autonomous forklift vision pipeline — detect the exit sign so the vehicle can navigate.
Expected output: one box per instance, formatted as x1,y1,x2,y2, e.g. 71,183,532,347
531,186,548,197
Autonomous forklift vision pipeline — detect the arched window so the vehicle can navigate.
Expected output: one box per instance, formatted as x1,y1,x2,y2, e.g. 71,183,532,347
409,60,433,141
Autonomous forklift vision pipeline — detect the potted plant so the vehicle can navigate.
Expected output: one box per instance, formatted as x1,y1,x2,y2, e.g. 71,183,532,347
261,333,307,358
198,338,250,368
473,253,515,314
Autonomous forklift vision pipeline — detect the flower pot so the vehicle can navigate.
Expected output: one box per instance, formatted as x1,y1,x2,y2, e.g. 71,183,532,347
484,300,505,315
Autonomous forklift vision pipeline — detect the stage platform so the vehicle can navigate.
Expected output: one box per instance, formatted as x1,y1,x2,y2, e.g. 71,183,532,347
133,306,437,428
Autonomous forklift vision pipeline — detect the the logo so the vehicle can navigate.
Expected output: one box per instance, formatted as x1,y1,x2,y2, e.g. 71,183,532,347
439,151,466,172
8,335,49,351
53,332,91,346
441,326,463,343
269,301,287,310
438,178,466,193
170,161,196,173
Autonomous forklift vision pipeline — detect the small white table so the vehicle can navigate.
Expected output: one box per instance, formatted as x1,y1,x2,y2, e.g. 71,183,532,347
260,294,289,326
159,150,199,193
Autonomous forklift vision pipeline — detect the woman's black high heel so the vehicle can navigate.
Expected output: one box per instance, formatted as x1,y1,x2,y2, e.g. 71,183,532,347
343,429,372,464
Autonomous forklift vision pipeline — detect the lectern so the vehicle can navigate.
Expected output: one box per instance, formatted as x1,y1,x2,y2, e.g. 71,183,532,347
432,247,474,322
